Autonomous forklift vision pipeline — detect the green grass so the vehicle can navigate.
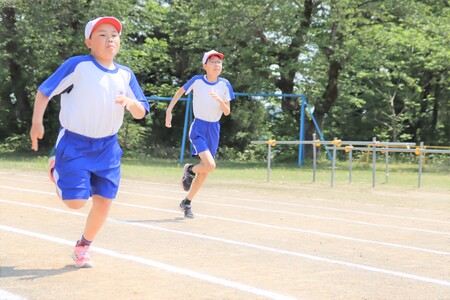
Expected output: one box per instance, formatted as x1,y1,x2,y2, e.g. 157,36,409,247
1,152,449,192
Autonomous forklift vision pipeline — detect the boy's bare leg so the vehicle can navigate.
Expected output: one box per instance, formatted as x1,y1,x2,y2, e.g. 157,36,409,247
62,199,86,209
193,151,216,173
63,195,111,267
62,195,111,240
82,195,112,241
187,172,208,200
187,151,215,200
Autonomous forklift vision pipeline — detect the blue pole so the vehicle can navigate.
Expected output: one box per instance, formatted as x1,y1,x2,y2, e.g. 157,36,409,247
180,94,191,164
304,101,332,161
189,95,193,156
234,92,302,97
298,94,306,167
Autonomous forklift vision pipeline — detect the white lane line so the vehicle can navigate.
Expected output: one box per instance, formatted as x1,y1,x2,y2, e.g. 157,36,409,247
117,189,450,237
2,174,450,225
113,201,450,256
189,200,450,236
2,200,450,288
0,225,297,300
1,183,450,250
2,198,448,256
0,186,54,195
3,198,449,256
215,195,450,225
118,180,450,225
0,289,28,300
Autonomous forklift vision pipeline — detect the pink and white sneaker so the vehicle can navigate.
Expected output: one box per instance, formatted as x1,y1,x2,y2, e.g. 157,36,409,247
71,245,94,268
48,156,56,184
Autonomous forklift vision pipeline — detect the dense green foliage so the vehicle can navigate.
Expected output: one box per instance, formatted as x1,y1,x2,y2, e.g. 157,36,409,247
0,0,449,161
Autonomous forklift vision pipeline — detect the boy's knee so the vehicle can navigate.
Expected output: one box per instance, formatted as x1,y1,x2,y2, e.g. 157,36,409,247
205,161,216,173
63,199,86,209
92,196,113,210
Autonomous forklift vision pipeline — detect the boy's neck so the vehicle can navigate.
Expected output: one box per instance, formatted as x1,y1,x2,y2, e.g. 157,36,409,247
93,56,115,70
205,74,218,82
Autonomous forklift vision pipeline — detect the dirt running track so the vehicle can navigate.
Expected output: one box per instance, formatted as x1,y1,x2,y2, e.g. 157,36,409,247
0,168,449,300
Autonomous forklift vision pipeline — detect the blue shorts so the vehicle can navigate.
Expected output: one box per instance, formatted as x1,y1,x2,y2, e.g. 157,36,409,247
53,129,122,200
189,118,220,158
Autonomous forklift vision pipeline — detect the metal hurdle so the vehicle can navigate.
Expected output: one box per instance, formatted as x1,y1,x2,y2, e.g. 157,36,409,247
325,140,450,188
251,138,449,187
324,137,416,187
250,138,370,182
250,137,369,182
307,137,416,187
250,137,450,187
250,139,300,182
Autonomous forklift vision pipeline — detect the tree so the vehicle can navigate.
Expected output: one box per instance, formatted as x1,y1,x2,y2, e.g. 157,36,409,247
0,0,173,152
1,0,448,158
319,0,450,144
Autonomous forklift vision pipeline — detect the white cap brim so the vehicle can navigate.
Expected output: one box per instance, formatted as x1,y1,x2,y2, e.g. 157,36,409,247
202,50,224,64
85,16,122,39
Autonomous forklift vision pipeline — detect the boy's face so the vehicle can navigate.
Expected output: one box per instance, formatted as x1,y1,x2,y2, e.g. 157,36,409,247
85,23,121,61
203,55,223,76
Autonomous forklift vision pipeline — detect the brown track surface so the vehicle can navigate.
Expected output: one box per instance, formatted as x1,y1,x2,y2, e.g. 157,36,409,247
1,169,449,299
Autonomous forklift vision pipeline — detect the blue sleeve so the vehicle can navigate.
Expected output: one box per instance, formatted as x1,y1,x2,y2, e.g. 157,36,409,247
38,56,84,98
219,78,235,101
128,71,150,116
183,75,203,93
226,80,235,100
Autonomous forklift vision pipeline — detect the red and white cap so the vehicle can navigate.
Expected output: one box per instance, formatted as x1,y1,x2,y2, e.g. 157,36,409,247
85,16,122,39
202,50,224,64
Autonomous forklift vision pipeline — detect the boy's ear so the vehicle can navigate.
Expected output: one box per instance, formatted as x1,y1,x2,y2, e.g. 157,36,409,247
85,38,91,49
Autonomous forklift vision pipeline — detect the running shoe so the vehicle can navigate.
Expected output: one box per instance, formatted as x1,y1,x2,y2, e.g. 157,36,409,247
71,245,94,268
181,164,195,191
179,199,194,218
48,156,56,184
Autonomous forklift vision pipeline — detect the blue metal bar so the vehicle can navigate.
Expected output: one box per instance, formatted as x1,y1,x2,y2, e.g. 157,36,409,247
236,93,325,167
147,95,189,102
304,100,332,160
149,93,331,167
189,95,193,156
180,94,192,164
234,92,304,98
146,96,173,101
298,94,306,166
147,95,189,165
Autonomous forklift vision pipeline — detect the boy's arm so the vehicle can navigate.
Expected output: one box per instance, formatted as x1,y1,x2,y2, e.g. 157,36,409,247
115,95,147,119
128,100,147,119
165,87,186,128
30,91,50,151
208,91,231,116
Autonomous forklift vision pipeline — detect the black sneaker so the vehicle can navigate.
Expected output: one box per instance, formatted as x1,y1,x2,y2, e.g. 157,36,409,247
179,199,194,218
181,164,195,191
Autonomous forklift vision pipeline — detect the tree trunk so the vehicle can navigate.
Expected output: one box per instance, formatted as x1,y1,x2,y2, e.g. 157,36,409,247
305,18,342,157
3,6,31,131
276,0,315,112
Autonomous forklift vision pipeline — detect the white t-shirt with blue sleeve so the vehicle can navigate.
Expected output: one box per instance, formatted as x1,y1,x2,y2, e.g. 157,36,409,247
38,55,150,138
183,75,235,122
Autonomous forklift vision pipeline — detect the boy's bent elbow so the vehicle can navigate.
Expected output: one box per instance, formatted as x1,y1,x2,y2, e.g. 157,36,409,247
136,111,147,119
132,112,146,120
132,102,148,119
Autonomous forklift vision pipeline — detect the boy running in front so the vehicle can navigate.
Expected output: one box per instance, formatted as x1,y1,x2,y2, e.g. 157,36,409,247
30,16,150,267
